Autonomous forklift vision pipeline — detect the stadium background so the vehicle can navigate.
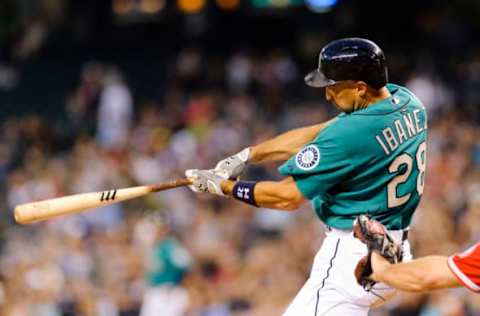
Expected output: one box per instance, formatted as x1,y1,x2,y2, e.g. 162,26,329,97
0,0,479,315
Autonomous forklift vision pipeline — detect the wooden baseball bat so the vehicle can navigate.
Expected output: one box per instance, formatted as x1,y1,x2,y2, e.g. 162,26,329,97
14,178,192,224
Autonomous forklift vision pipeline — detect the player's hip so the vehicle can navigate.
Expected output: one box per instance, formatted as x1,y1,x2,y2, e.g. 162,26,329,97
283,228,412,315
310,227,412,307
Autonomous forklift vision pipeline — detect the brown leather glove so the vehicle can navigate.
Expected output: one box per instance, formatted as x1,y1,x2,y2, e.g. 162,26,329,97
353,215,403,290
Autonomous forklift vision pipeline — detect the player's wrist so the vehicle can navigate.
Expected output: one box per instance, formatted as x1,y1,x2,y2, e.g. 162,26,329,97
220,180,235,195
370,251,390,281
231,180,258,206
248,146,264,164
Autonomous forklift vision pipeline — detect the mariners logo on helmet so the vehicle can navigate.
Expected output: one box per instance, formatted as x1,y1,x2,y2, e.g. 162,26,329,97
296,145,320,170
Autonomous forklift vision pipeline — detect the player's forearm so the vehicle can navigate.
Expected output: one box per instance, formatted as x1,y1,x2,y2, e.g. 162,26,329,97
371,254,457,292
249,120,333,163
221,177,304,211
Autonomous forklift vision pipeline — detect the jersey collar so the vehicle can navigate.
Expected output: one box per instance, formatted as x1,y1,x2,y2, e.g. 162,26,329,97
347,83,410,116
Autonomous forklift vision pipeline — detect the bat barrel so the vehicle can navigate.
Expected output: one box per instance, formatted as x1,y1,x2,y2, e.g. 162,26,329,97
13,186,151,224
13,179,192,224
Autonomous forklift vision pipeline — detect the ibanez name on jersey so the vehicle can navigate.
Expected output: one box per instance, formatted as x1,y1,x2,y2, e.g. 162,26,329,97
375,108,427,156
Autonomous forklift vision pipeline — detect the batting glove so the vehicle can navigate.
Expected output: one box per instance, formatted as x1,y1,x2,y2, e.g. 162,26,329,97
214,147,250,180
185,169,225,196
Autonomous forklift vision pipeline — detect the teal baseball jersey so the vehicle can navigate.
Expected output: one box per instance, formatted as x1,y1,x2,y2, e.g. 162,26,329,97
279,84,427,230
146,237,192,286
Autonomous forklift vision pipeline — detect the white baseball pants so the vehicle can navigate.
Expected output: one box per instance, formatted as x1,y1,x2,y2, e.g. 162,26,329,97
140,285,188,316
283,227,412,316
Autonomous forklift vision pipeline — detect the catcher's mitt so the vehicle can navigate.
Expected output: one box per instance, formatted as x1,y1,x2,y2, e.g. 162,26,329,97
353,215,403,290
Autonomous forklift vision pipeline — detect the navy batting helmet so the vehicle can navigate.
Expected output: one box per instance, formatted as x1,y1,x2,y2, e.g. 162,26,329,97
305,38,388,89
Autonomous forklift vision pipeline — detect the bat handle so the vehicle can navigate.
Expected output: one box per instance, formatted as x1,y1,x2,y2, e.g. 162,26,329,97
150,178,192,192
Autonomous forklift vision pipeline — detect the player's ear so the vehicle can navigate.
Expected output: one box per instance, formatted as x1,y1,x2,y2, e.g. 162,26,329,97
356,81,368,97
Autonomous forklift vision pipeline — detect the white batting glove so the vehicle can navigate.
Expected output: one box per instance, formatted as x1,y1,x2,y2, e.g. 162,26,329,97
185,169,225,196
214,147,250,180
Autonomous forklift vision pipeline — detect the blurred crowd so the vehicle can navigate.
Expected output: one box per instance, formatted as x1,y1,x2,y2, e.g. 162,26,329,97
0,43,479,316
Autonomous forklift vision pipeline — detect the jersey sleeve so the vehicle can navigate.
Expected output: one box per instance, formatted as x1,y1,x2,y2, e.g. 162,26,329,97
447,243,480,292
278,126,352,200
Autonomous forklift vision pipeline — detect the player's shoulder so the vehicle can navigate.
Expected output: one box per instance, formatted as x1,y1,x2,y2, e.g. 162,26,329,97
312,114,357,147
388,83,424,108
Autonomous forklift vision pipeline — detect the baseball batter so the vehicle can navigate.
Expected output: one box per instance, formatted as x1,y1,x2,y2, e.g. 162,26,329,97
186,38,428,315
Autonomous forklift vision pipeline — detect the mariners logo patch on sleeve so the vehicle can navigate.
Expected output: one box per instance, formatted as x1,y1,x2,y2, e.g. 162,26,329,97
295,145,320,170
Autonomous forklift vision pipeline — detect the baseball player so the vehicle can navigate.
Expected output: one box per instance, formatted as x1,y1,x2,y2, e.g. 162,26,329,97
140,213,192,316
186,38,428,315
359,217,480,293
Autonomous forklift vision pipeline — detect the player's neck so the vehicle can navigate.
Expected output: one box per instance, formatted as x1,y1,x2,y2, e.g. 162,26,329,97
355,87,391,111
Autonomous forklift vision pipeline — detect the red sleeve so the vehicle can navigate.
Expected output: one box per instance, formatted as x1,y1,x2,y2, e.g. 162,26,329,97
447,242,480,293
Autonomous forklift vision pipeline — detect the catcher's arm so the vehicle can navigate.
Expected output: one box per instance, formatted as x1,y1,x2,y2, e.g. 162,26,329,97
250,119,334,163
370,253,460,292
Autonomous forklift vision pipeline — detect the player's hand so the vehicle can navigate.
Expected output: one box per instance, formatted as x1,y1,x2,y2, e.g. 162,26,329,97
353,215,403,264
355,255,375,289
214,148,250,180
353,215,403,290
185,169,225,196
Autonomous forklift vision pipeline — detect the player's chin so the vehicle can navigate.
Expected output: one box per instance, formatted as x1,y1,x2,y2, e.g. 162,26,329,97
331,102,350,113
